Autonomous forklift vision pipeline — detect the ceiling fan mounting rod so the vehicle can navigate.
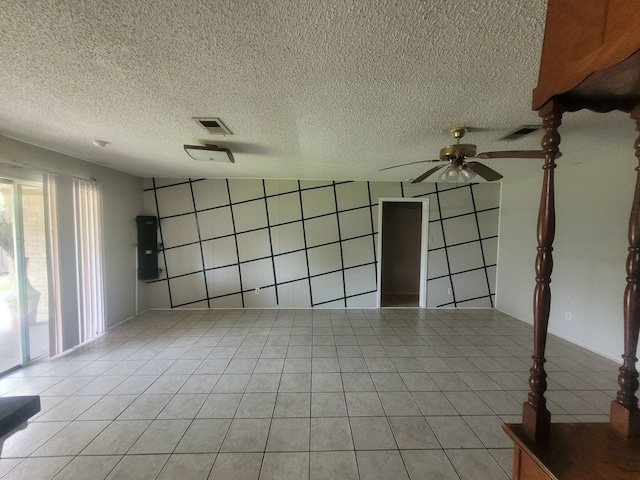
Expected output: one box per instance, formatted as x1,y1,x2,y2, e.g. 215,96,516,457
451,127,467,143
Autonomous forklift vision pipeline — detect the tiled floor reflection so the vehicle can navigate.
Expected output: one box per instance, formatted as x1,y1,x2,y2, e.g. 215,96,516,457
0,309,619,479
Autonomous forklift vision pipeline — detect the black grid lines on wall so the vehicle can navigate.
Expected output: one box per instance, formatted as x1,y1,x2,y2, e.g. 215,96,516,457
143,179,500,309
418,183,499,308
144,179,380,308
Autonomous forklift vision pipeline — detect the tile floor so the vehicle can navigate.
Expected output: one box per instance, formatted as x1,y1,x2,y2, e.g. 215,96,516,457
0,308,620,479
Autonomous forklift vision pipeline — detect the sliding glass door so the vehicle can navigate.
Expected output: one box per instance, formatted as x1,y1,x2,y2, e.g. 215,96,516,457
0,182,22,372
0,180,49,373
22,185,49,358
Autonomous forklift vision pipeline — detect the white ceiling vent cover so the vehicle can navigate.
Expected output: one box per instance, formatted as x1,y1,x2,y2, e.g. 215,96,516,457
184,144,235,163
193,117,233,135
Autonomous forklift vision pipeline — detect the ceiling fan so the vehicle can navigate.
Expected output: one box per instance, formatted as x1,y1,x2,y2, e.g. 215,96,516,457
381,127,555,183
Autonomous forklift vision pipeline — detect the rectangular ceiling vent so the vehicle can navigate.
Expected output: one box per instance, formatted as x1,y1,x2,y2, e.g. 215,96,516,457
500,125,542,141
193,117,233,135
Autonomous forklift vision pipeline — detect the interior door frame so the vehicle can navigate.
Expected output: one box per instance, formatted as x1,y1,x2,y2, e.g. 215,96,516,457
376,197,429,308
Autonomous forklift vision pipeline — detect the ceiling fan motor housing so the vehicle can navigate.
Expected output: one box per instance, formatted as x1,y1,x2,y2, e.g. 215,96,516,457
440,143,477,161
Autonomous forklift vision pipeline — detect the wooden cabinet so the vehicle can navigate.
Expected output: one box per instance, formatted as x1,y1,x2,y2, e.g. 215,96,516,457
533,0,640,113
504,423,640,480
506,1,640,478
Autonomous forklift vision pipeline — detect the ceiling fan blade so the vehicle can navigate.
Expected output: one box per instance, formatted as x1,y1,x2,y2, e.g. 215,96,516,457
466,161,503,181
379,159,441,172
411,164,447,183
476,150,562,159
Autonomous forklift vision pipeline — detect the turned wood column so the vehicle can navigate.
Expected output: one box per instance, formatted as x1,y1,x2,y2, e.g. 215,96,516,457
522,101,562,444
611,105,640,439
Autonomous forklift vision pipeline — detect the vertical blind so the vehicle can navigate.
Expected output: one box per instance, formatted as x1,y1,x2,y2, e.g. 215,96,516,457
44,174,63,355
73,179,105,344
45,174,106,355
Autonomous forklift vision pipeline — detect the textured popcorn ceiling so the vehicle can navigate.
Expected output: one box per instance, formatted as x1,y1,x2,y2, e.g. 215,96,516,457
0,0,635,180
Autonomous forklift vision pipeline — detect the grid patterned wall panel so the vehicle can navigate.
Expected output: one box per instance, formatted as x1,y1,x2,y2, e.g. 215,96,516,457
142,178,500,309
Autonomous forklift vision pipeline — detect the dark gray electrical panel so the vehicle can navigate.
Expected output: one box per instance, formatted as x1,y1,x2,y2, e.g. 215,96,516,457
136,216,159,280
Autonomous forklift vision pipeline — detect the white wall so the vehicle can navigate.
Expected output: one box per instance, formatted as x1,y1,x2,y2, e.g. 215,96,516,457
144,178,501,309
0,136,145,330
496,113,637,361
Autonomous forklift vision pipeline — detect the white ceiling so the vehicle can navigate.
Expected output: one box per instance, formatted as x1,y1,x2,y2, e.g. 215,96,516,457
0,0,636,181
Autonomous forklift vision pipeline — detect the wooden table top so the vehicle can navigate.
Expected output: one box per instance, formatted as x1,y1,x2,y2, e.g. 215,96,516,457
503,422,640,480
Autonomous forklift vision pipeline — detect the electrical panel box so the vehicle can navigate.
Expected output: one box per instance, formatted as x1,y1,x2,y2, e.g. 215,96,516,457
136,216,159,280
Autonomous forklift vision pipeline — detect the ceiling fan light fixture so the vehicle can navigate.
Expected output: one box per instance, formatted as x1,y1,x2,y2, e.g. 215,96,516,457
183,144,235,163
460,166,477,182
438,164,459,182
446,167,460,182
438,163,476,183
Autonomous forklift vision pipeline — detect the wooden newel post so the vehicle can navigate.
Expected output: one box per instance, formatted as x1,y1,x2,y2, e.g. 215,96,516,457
611,106,640,439
522,101,562,444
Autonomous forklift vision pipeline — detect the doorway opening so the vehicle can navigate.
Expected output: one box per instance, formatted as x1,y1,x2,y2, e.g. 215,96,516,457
377,198,429,308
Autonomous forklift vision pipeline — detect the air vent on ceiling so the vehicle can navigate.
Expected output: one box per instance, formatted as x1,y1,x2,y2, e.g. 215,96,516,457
500,125,542,141
193,117,233,135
